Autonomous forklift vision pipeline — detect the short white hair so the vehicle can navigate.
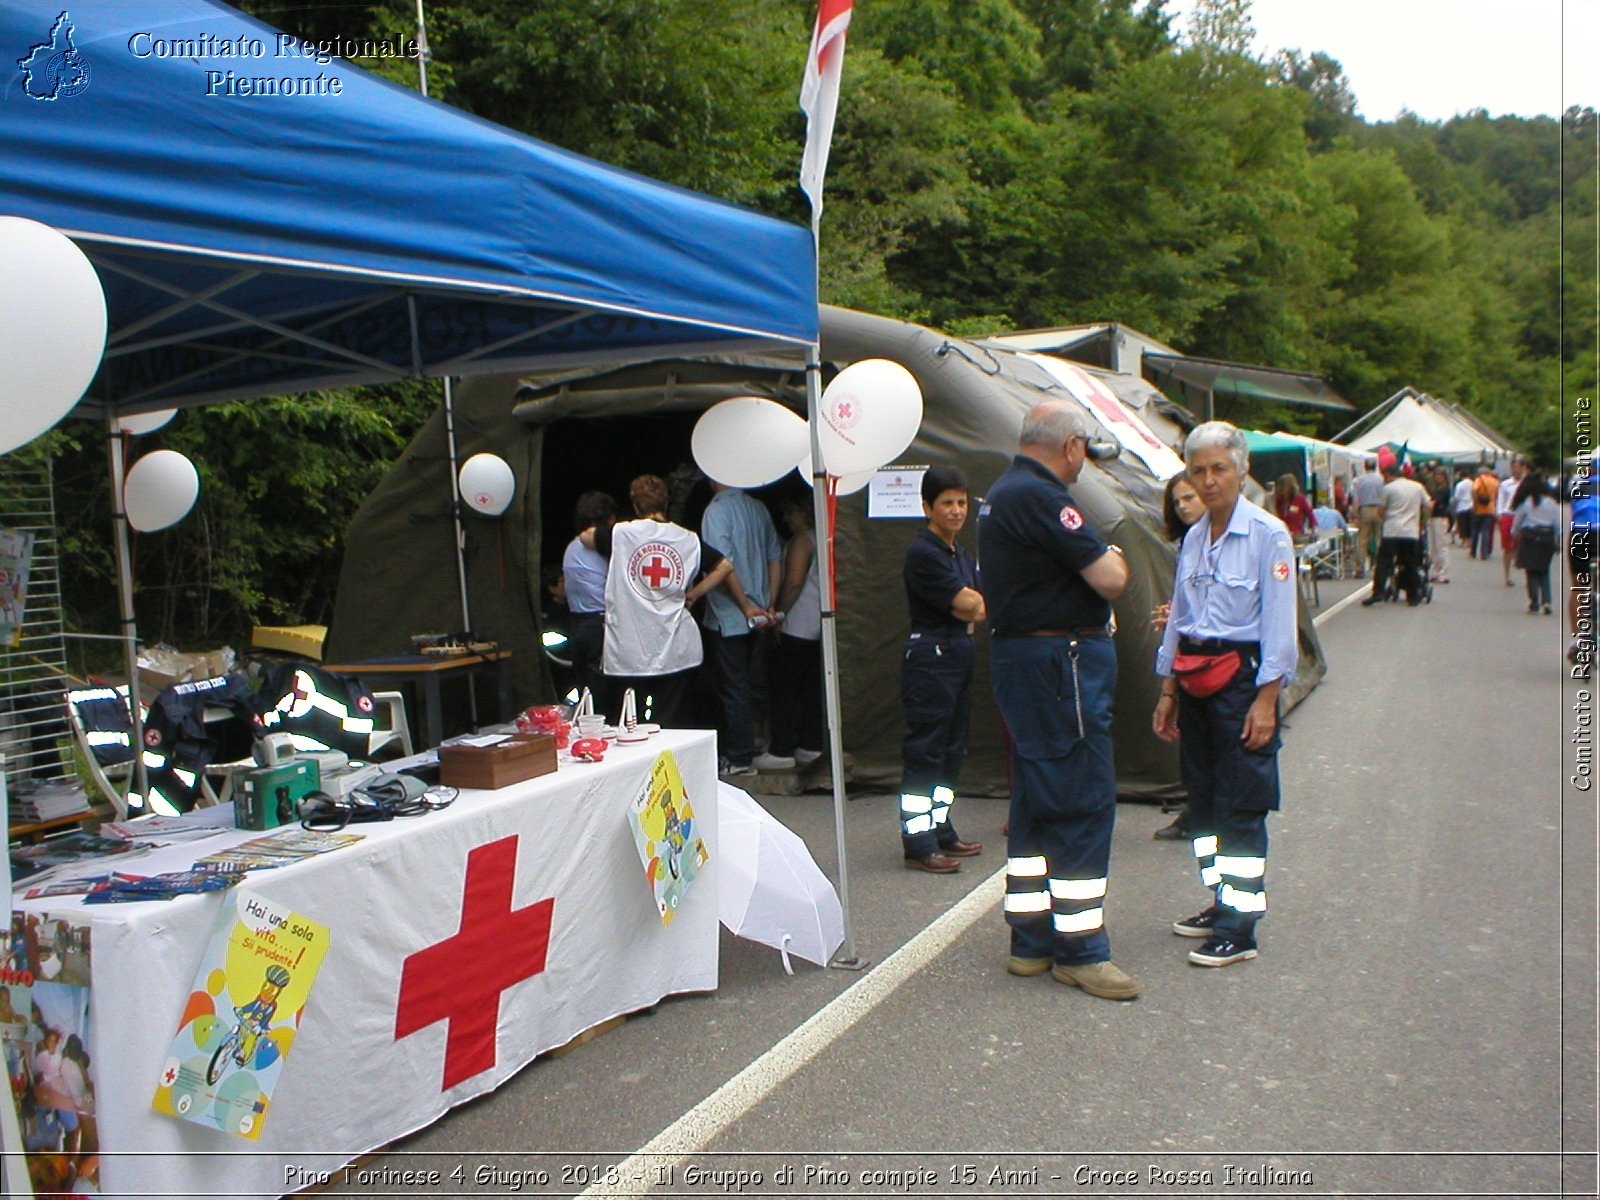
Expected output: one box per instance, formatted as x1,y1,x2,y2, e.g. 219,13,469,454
1019,402,1088,449
1183,421,1249,475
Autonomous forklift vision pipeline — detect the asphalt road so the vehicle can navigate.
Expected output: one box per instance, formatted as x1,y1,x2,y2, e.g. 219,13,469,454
325,551,1595,1200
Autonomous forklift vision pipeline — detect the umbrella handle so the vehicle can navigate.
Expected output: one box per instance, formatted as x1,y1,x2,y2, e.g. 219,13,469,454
779,933,795,976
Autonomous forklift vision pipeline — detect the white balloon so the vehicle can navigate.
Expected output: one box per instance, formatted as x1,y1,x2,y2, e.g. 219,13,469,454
458,452,516,516
123,450,199,533
817,358,923,476
0,216,108,455
691,397,809,489
794,452,875,496
117,408,176,435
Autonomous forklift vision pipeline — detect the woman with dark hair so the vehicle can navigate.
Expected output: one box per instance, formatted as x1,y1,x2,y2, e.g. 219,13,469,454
1152,471,1205,841
1510,470,1559,615
897,464,985,873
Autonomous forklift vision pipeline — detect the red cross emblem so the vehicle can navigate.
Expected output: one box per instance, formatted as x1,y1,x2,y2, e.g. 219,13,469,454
628,542,683,594
1273,560,1291,581
1058,505,1083,531
394,836,555,1090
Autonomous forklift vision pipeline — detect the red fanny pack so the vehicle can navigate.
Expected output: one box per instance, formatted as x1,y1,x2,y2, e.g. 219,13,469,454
1171,651,1242,698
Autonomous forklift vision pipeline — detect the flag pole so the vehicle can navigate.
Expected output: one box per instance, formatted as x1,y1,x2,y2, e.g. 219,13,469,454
805,260,863,971
799,0,862,969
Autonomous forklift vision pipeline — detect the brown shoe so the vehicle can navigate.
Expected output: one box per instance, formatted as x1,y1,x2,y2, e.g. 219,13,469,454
905,853,961,874
1007,955,1051,976
940,839,983,857
1051,960,1141,1000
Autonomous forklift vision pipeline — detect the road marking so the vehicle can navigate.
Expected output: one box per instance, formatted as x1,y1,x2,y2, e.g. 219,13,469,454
579,869,1007,1197
1314,585,1367,627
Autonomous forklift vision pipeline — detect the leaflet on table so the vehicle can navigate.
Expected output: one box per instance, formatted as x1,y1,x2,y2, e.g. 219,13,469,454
81,866,248,903
626,749,709,926
192,828,364,872
152,889,330,1139
10,832,143,883
24,872,146,900
0,911,100,1194
103,804,238,841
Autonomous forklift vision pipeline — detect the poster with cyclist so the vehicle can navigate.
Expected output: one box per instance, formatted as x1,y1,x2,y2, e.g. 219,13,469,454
151,889,329,1139
627,750,708,926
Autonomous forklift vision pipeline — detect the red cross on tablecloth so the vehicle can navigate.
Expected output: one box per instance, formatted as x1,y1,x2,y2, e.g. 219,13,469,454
394,836,555,1090
640,556,672,587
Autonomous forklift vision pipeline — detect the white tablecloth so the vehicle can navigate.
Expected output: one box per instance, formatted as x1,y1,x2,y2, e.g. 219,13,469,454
15,730,720,1199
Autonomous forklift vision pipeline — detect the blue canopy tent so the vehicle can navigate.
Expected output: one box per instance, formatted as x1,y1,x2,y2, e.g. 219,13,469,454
1,0,816,410
1,0,818,811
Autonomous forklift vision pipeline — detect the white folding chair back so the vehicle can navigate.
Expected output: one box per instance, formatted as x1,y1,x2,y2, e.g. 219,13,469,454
65,686,137,819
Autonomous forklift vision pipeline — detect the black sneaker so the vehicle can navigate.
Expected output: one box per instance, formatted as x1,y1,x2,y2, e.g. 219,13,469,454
1188,936,1258,967
1171,907,1222,938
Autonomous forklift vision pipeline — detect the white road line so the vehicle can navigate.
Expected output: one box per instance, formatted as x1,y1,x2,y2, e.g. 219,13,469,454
579,868,1007,1198
588,580,1361,1196
1313,585,1367,626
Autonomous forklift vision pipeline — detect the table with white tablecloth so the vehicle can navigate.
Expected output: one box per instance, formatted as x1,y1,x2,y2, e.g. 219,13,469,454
13,730,720,1200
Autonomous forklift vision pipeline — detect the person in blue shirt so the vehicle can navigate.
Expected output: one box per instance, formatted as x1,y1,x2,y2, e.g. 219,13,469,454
562,490,616,708
980,402,1138,1001
897,465,986,873
699,483,783,776
1152,421,1298,968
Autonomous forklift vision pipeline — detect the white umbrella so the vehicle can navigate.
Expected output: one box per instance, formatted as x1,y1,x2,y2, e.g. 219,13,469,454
715,783,844,972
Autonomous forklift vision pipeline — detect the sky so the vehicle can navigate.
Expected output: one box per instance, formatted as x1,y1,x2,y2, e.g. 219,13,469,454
1161,0,1597,123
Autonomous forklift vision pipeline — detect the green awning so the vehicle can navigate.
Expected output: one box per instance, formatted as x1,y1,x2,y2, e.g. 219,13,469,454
1143,354,1353,412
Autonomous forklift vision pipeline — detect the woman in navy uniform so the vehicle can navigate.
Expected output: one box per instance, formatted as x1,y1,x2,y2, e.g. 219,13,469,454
1153,421,1298,967
979,402,1138,1001
898,465,986,872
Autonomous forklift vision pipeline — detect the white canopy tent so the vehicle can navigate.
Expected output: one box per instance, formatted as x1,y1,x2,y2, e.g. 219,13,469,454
1335,388,1518,463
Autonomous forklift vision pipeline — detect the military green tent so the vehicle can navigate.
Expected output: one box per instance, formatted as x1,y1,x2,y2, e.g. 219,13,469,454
328,307,1327,799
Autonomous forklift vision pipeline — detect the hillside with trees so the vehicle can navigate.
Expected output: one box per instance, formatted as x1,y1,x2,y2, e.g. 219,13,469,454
24,0,1591,653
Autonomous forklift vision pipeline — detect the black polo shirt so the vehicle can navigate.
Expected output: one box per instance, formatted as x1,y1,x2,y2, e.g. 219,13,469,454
978,455,1112,634
903,527,977,635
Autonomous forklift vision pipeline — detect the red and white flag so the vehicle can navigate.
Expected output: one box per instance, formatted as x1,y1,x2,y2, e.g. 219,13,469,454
798,0,853,221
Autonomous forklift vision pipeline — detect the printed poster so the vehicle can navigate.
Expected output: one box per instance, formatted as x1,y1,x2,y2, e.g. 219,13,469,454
0,911,97,1196
151,889,329,1139
0,526,35,647
627,749,708,926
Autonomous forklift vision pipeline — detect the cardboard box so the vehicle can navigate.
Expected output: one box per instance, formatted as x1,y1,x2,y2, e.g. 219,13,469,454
438,733,557,790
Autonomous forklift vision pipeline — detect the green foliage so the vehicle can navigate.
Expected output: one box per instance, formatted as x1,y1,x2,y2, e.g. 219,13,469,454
24,0,1586,652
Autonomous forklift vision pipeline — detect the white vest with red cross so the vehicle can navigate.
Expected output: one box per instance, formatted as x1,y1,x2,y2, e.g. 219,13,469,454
602,518,704,677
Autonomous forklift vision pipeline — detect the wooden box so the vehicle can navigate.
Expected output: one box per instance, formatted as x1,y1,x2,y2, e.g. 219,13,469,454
438,733,557,790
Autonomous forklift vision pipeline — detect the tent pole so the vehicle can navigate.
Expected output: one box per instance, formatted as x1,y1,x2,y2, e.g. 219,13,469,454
441,376,479,726
806,344,864,970
106,416,147,807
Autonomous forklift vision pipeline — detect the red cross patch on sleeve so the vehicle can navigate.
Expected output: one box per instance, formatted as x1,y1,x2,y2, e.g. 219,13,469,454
1058,505,1083,531
1272,560,1291,582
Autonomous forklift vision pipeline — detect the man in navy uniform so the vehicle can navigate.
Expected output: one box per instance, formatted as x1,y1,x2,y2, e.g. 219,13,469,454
1153,421,1297,967
898,464,986,873
980,402,1138,1001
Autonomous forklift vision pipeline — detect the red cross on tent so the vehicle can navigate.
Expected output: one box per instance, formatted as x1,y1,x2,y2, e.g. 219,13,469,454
394,836,555,1090
640,555,672,587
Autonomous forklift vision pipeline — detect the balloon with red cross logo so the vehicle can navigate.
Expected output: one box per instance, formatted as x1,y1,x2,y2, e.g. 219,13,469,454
817,358,923,476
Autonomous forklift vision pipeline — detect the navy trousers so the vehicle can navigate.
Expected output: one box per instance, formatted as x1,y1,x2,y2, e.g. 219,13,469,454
898,633,972,858
1176,650,1279,943
704,628,756,767
990,635,1117,966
